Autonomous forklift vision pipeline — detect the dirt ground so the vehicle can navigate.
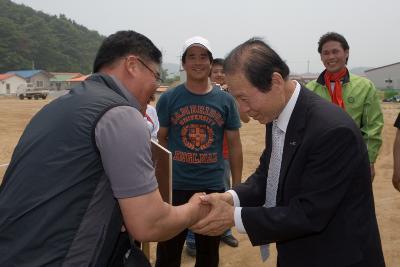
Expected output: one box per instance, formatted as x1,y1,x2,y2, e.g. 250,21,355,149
0,97,399,266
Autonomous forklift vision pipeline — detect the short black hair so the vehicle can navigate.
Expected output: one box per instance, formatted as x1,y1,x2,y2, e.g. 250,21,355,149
224,38,289,92
210,58,225,77
317,32,349,53
212,58,224,67
181,49,213,64
318,32,350,54
317,32,349,64
93,30,162,73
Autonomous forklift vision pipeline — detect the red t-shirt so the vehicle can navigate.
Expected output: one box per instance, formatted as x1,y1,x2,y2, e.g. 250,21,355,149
222,132,229,159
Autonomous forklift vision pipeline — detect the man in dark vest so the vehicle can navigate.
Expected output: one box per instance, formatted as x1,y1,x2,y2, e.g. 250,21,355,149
0,30,209,266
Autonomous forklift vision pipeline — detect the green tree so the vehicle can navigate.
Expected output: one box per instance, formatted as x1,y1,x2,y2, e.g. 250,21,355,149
0,0,104,73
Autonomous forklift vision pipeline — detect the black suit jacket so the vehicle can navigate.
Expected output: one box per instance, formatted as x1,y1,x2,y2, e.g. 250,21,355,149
234,87,385,267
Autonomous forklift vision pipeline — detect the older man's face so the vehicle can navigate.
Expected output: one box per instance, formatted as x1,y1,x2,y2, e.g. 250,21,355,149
226,72,284,124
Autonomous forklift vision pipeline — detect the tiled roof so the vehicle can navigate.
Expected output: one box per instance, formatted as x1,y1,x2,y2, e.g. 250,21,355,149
7,70,52,79
50,73,82,82
67,74,90,82
0,73,15,81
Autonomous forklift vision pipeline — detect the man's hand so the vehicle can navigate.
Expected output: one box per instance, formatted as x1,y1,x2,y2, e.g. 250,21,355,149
187,193,211,226
190,193,235,236
202,192,234,205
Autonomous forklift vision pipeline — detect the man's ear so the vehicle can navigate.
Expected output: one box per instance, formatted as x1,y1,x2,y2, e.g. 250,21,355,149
125,56,138,77
271,72,284,87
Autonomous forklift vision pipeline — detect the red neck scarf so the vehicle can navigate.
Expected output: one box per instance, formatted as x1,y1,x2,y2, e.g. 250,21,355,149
324,68,347,109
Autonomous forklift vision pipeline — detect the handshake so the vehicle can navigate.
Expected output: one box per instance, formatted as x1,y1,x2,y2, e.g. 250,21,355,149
187,192,236,236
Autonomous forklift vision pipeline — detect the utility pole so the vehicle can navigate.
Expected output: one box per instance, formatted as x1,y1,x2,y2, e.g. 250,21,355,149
307,59,310,73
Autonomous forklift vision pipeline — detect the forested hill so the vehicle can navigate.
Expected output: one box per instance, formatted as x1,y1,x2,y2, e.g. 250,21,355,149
0,0,104,73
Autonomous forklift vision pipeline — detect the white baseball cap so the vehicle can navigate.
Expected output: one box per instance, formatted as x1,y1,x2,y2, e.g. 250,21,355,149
182,36,212,55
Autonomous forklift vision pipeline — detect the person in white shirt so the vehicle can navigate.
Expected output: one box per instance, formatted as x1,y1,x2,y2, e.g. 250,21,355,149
144,94,159,142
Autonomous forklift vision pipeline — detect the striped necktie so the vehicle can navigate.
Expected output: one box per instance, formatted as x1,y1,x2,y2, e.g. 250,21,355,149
260,121,285,261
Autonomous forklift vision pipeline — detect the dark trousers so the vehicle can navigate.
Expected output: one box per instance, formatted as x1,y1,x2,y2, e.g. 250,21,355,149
155,189,223,267
108,232,151,267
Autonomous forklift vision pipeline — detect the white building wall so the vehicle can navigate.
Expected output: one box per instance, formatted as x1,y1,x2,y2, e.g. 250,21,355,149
0,76,26,95
366,63,400,89
27,73,51,89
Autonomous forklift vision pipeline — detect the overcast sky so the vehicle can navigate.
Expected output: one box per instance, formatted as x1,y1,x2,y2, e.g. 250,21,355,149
12,0,400,74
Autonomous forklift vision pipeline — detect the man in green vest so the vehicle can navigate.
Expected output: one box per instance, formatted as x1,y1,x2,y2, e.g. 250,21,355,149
306,32,383,180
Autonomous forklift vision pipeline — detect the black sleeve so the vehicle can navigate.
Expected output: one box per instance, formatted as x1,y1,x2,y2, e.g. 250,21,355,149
395,113,400,128
233,148,268,207
242,126,363,246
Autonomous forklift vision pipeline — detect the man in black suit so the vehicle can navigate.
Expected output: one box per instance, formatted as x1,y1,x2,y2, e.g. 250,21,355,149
191,38,385,267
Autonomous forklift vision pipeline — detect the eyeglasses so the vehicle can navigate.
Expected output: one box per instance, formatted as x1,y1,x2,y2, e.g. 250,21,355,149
136,58,163,85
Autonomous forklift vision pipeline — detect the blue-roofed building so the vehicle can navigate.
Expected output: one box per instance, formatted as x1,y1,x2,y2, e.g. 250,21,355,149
6,70,53,90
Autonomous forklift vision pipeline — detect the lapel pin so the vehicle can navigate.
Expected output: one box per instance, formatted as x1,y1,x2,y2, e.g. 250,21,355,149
289,141,297,146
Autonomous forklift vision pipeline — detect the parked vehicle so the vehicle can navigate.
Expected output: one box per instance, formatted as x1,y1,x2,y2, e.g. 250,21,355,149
383,95,400,102
17,83,49,100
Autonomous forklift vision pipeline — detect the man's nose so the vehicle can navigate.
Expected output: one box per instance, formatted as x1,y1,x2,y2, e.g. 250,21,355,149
239,103,250,113
194,57,203,64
